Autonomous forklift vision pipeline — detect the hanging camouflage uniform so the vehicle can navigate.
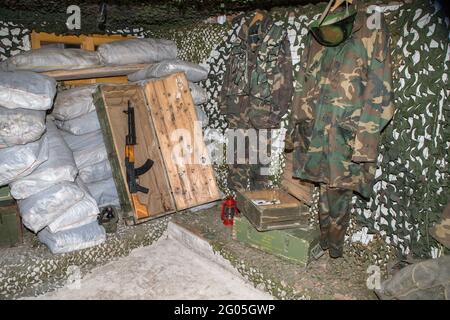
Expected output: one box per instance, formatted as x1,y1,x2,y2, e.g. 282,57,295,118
220,10,294,191
287,9,394,257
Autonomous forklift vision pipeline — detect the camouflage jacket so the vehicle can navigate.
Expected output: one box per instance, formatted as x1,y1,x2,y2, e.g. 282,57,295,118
289,10,394,198
220,11,294,129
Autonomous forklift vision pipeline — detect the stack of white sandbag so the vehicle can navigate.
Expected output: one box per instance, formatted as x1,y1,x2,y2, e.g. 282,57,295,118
53,85,120,209
127,59,209,126
13,120,104,253
0,70,105,254
0,71,55,185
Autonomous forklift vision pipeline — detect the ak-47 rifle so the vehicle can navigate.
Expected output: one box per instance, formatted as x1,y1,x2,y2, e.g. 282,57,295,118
124,100,154,219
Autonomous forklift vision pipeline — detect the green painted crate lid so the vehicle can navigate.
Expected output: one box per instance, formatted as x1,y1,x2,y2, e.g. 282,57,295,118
233,216,324,267
0,186,14,206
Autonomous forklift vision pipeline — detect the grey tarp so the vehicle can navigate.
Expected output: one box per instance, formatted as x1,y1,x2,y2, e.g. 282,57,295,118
18,181,85,233
61,129,104,152
79,159,112,184
52,85,98,121
86,177,120,208
0,71,56,110
55,110,101,135
97,38,177,65
10,120,78,199
38,221,106,254
128,59,207,82
0,48,102,72
0,107,46,148
0,134,49,186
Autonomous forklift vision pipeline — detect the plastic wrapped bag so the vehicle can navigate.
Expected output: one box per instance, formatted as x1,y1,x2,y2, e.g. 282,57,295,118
52,85,98,121
195,105,208,128
86,177,120,208
0,135,49,186
46,180,99,233
38,221,106,254
0,71,56,110
79,159,112,184
128,59,207,82
73,142,108,170
97,38,177,65
0,107,46,148
189,82,207,105
55,110,100,135
18,181,85,233
0,48,101,72
10,121,78,199
61,129,104,152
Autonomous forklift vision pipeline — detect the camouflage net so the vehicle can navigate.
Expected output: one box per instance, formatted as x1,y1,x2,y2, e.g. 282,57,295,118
202,1,450,259
0,1,448,261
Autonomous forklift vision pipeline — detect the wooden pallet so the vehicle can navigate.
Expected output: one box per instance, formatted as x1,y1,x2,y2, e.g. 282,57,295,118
31,31,134,85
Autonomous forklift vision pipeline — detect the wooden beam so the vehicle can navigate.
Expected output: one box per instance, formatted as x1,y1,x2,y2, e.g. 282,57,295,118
41,64,150,81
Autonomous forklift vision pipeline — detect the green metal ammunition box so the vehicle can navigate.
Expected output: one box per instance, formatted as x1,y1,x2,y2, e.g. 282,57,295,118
233,216,323,267
0,202,22,247
0,186,14,206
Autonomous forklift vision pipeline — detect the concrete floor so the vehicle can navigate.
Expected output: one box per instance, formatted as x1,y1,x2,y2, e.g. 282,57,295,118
29,223,272,300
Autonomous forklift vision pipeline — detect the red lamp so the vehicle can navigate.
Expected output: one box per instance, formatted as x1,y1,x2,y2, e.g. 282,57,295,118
221,196,238,226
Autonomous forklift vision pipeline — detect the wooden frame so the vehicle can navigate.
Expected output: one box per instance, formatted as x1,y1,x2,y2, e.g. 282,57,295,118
31,31,135,85
93,73,221,225
30,31,132,50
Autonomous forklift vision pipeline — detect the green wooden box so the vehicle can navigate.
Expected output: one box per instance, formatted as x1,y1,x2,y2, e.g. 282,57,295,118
232,216,323,267
236,189,309,231
0,203,22,248
0,185,14,206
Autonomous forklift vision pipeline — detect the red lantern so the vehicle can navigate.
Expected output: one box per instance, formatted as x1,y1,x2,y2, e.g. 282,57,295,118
221,196,238,226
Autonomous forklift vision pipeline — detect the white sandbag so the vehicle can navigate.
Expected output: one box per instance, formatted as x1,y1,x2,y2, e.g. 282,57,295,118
46,183,99,233
52,85,97,121
0,107,46,148
55,110,100,135
79,159,112,184
18,181,85,233
86,177,120,208
189,82,207,105
0,48,101,72
10,121,78,199
128,59,207,82
73,142,108,170
61,129,104,152
195,105,208,128
0,135,49,186
0,71,56,110
97,38,177,65
38,221,106,254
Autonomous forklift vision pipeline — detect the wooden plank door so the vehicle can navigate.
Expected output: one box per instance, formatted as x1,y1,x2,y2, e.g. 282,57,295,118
143,73,221,210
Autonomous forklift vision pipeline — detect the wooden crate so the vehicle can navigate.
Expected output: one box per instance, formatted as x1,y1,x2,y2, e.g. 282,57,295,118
281,152,314,205
94,73,221,225
233,216,322,267
235,189,310,231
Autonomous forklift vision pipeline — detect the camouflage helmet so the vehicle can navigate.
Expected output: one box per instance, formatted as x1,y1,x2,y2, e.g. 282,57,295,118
309,0,358,47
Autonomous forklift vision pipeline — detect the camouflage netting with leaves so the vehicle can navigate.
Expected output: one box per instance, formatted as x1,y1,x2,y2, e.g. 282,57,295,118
201,1,449,259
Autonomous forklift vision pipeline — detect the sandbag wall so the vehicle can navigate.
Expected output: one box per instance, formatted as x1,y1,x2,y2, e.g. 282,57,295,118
53,85,120,208
0,71,106,254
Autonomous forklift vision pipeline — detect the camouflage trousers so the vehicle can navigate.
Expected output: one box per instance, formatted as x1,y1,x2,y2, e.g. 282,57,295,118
227,127,273,192
318,184,353,258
